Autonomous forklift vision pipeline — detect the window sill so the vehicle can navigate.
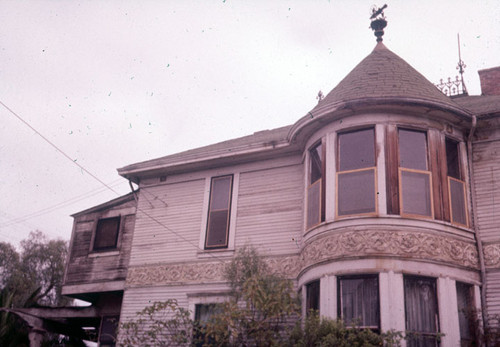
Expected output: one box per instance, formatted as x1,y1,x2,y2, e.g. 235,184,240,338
88,250,120,258
196,248,235,259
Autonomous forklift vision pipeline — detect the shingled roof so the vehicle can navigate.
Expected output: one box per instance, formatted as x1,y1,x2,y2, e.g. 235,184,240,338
312,42,468,115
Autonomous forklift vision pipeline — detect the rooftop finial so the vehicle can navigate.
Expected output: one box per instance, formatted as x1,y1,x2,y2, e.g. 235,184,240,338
456,33,468,95
370,4,388,42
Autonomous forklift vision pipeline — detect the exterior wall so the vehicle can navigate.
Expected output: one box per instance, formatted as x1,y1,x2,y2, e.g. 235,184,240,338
472,125,500,316
63,196,136,296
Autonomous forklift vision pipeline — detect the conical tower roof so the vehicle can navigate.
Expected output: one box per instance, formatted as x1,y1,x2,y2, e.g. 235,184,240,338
312,42,467,115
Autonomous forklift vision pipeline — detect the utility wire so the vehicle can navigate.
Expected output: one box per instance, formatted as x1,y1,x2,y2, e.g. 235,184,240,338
1,100,226,263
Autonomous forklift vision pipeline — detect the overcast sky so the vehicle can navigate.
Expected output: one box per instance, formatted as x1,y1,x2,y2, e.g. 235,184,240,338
1,0,499,247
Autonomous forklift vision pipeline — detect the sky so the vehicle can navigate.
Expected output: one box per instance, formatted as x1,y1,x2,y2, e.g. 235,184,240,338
0,0,499,247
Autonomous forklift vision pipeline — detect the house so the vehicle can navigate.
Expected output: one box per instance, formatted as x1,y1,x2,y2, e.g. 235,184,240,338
60,15,500,347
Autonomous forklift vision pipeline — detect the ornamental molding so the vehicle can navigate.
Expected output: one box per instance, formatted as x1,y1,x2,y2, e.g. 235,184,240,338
126,255,301,287
484,244,500,268
126,231,479,287
301,230,479,270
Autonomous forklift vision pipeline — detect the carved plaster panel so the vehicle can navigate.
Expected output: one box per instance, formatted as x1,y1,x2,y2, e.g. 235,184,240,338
302,230,479,270
484,244,500,267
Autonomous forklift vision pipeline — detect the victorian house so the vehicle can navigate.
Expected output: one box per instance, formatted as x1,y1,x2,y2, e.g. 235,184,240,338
55,16,500,347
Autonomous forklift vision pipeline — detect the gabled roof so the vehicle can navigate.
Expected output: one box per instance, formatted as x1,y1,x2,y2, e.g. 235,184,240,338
311,42,469,117
454,95,500,117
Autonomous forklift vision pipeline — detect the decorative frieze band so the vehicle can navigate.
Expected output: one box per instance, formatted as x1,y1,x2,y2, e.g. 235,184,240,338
301,230,479,270
126,230,479,287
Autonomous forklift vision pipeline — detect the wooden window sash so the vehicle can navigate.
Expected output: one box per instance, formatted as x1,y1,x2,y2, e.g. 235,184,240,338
93,216,121,251
448,176,469,227
336,167,378,218
398,168,434,219
306,178,323,229
205,175,233,249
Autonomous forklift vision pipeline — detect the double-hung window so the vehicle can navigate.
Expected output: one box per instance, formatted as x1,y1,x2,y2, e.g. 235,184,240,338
338,275,379,330
336,128,377,217
398,129,434,218
446,138,468,226
93,217,120,251
404,276,439,347
205,175,233,249
307,141,325,228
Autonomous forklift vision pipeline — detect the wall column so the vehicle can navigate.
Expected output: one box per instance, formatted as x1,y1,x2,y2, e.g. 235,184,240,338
438,277,460,347
320,275,337,319
379,271,406,345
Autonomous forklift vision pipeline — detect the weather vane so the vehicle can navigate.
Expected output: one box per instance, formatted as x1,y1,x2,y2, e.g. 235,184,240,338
370,4,388,42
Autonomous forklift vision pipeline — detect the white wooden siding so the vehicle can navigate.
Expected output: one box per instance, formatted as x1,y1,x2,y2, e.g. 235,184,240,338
236,164,303,255
472,139,500,243
486,270,500,316
129,178,206,266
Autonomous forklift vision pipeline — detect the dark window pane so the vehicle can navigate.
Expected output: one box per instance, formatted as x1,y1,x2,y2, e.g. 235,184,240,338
399,129,428,171
339,128,375,171
338,169,376,216
94,217,120,250
307,180,321,229
339,276,379,328
206,210,229,247
194,304,222,347
446,138,460,179
400,170,432,217
404,276,439,347
306,280,320,314
210,176,232,210
456,282,476,345
310,143,323,184
450,179,467,226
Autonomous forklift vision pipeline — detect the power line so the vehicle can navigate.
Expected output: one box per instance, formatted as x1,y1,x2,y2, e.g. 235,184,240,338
1,100,226,264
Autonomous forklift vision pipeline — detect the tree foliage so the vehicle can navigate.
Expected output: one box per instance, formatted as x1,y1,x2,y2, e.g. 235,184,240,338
201,246,300,347
0,230,68,307
118,299,193,347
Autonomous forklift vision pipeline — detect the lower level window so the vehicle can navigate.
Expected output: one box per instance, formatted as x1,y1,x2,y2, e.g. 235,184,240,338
306,280,320,315
456,282,476,346
99,316,119,347
404,276,439,347
338,275,379,329
193,304,222,346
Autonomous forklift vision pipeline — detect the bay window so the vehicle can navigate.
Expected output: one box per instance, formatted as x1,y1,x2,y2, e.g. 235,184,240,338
404,276,439,347
307,141,325,229
338,275,379,330
336,128,377,217
398,129,434,218
446,138,468,226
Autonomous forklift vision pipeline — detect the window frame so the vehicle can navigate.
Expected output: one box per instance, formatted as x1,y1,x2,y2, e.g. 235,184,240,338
456,281,477,346
337,274,380,331
335,127,378,219
306,140,326,229
90,216,122,252
204,174,234,250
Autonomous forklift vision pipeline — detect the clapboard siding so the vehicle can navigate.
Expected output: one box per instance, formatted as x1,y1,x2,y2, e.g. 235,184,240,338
236,164,303,255
486,270,500,317
129,178,206,266
64,196,136,286
472,139,500,243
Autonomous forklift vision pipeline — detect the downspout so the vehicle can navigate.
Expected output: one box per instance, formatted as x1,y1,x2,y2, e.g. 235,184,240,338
467,115,488,328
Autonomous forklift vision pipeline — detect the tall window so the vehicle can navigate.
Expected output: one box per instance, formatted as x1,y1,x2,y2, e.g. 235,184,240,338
307,141,325,228
398,129,433,218
404,276,439,347
99,316,119,347
205,175,233,249
456,282,476,346
194,304,222,346
93,217,120,251
337,128,377,217
338,275,379,330
306,280,320,315
446,138,468,226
